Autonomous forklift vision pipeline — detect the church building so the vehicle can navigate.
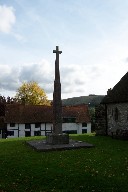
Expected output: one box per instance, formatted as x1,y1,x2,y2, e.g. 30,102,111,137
96,72,128,136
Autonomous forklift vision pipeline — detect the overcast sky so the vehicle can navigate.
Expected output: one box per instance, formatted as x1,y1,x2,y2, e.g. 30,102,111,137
0,0,128,100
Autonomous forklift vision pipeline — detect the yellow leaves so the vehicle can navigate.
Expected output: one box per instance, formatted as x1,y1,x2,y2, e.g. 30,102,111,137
15,81,51,105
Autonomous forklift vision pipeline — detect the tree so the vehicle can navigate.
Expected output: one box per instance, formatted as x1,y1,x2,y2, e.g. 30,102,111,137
15,81,51,105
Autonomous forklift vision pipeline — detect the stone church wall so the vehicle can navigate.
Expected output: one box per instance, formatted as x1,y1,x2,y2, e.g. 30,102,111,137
107,103,128,135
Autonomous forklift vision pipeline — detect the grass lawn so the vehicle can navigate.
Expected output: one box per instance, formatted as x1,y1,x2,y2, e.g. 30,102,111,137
0,134,128,192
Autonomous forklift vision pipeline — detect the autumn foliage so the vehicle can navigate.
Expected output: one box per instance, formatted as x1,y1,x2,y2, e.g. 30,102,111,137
15,81,50,105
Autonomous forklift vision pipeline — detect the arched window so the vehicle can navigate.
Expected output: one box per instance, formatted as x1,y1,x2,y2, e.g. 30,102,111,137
115,107,118,121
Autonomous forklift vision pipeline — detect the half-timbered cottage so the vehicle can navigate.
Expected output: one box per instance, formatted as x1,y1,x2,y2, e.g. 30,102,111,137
4,104,91,138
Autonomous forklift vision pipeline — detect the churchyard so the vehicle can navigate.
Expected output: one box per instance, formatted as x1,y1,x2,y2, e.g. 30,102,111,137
0,134,128,192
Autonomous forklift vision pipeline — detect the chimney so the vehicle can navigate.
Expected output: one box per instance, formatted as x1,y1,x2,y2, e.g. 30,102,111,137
107,88,111,95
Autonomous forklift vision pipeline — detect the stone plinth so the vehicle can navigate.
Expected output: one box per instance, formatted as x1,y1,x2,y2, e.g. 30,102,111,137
26,139,94,152
46,133,69,145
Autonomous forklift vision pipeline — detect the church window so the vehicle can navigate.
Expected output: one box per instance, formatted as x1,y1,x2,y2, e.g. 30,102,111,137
115,107,119,121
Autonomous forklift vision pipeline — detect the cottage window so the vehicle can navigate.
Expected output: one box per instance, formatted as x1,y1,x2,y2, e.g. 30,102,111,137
63,117,76,123
7,131,14,136
25,123,31,129
82,129,87,134
82,122,87,127
34,131,41,136
63,130,77,134
45,130,52,136
10,123,15,127
115,107,119,121
25,131,31,137
35,123,41,128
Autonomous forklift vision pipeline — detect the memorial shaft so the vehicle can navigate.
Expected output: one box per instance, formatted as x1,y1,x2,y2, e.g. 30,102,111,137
53,46,62,134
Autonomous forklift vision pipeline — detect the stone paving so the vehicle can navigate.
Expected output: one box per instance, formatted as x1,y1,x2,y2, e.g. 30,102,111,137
26,139,94,152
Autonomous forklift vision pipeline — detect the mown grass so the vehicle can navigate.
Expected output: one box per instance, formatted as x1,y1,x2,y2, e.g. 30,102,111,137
0,134,128,192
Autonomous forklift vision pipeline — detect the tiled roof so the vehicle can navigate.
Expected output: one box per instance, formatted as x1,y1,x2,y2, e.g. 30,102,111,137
5,104,90,123
5,104,53,123
101,72,128,104
62,105,90,123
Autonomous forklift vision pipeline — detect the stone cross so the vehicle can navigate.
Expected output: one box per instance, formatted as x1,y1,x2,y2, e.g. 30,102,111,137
46,46,69,145
53,46,62,134
53,46,62,82
53,46,62,60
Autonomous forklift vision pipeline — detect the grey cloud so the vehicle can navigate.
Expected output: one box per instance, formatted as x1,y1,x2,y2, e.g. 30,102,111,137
0,67,20,91
62,82,85,94
61,65,86,93
89,66,101,77
75,87,85,93
61,66,76,77
74,78,85,85
0,62,54,95
19,63,55,94
19,63,54,84
39,83,53,94
62,85,74,93
0,61,91,97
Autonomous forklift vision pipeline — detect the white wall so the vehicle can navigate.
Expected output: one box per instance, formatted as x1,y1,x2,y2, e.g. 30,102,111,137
82,123,91,134
7,122,91,138
62,123,78,132
62,122,91,134
19,124,25,137
0,129,2,138
7,123,19,138
7,123,53,138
